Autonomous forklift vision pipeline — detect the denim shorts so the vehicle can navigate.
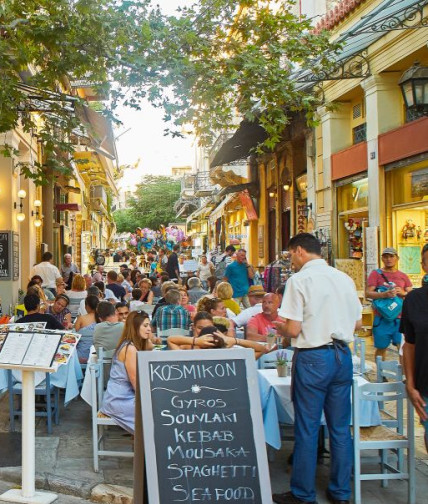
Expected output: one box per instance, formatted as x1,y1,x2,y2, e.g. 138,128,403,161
372,316,402,349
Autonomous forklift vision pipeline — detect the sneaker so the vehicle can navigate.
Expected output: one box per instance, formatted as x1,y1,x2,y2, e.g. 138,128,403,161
272,491,317,504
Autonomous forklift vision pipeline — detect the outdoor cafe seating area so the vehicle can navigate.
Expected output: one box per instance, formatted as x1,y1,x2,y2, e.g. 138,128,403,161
0,323,416,503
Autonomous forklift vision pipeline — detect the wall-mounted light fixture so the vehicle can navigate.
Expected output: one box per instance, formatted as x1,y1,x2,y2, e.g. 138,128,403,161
32,199,43,227
399,62,428,115
269,191,276,198
283,181,291,191
302,202,313,218
14,189,27,222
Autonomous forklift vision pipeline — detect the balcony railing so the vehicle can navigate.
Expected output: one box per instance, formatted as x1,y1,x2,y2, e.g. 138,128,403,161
194,171,217,197
209,133,234,167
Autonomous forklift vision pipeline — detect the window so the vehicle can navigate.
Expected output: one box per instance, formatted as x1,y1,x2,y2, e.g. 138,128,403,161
352,123,366,145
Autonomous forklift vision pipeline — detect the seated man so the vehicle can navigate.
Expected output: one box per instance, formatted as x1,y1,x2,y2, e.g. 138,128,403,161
152,289,191,334
152,280,178,318
231,285,265,330
19,294,64,330
187,276,208,305
105,270,126,302
246,293,281,342
93,301,124,353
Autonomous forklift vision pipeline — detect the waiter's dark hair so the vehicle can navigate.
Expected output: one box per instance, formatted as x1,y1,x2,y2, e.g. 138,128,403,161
288,233,321,255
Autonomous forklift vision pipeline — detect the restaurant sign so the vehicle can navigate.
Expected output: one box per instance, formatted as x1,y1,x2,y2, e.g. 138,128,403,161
134,349,272,503
296,200,307,234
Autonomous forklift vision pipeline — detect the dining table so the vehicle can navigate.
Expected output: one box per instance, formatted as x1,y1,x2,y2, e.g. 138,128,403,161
258,369,382,450
0,351,84,406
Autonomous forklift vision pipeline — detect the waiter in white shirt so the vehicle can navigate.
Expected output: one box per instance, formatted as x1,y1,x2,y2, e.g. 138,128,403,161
30,251,61,295
272,233,362,504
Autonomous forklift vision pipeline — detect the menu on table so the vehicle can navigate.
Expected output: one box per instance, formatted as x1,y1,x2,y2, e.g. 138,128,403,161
0,331,61,368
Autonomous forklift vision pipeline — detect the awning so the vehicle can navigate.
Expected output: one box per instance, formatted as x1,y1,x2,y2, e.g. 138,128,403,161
208,194,235,222
295,0,425,85
75,104,117,161
210,120,268,168
55,203,81,212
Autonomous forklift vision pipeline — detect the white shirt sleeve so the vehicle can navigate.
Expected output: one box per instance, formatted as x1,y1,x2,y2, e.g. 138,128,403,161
278,277,304,322
54,266,62,279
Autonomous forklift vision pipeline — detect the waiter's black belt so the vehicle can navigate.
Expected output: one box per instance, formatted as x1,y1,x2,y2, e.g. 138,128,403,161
298,340,348,352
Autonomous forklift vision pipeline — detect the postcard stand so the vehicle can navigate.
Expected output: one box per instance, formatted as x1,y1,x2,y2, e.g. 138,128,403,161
0,330,72,504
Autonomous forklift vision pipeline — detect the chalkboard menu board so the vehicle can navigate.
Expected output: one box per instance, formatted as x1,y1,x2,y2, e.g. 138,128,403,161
0,231,19,281
0,231,11,280
134,349,271,504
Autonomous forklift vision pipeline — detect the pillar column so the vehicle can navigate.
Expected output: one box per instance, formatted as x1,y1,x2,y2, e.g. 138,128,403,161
317,103,352,232
361,73,402,271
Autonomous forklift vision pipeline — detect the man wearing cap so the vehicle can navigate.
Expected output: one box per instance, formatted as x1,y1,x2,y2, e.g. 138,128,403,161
230,285,265,330
366,247,412,361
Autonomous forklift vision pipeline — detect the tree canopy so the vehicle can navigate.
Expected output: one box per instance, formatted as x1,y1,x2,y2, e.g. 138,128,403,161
0,0,339,184
113,175,181,232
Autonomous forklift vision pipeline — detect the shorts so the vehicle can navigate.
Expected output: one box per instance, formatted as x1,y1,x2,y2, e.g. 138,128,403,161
372,316,402,349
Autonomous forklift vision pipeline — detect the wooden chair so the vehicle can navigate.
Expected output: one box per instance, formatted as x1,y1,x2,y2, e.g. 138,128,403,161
90,348,133,472
375,357,403,425
352,380,415,504
8,370,60,435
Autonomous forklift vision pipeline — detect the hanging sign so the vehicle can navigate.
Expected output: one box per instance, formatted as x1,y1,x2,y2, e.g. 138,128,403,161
134,349,272,504
239,190,258,221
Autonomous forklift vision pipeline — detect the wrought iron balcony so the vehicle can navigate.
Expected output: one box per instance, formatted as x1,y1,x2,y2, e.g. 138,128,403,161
194,171,217,197
209,133,234,167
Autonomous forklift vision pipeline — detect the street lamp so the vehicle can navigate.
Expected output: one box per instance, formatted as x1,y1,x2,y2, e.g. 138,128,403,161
398,62,428,115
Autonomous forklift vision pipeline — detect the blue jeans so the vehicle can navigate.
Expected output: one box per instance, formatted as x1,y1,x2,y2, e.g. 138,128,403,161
291,345,353,502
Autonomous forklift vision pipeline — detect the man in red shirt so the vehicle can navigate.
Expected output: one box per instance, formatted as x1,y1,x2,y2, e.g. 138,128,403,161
366,247,412,360
246,293,281,341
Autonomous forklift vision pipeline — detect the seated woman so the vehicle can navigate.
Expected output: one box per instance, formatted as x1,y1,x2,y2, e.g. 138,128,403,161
74,295,99,363
196,296,233,336
137,278,154,304
100,311,154,434
47,294,72,329
216,282,241,316
66,274,88,318
178,286,196,319
167,318,266,359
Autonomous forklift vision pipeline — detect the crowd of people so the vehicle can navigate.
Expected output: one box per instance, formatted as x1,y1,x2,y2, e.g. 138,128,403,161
16,237,428,504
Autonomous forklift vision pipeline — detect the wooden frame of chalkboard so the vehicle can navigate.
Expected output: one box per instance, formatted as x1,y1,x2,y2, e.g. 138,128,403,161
134,348,272,504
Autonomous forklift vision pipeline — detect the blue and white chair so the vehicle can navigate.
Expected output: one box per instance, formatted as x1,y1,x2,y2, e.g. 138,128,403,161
352,380,415,504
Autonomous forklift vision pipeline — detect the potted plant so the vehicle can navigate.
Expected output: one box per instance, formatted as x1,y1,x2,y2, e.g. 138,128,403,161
276,350,287,377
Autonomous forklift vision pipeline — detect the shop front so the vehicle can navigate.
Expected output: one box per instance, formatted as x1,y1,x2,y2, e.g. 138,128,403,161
333,175,368,293
386,160,428,286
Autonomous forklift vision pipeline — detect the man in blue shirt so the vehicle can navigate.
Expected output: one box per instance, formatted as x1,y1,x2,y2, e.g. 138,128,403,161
224,249,254,308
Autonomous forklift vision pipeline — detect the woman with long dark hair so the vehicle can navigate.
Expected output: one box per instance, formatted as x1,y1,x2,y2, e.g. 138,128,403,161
100,311,154,433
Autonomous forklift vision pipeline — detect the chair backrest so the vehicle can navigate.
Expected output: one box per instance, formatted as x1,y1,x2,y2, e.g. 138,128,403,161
376,357,402,382
258,354,277,369
352,336,366,374
140,304,155,316
158,328,189,337
157,327,189,345
68,297,83,317
352,379,406,434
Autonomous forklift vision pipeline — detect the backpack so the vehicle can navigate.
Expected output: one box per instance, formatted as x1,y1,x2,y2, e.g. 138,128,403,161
372,269,403,321
215,256,227,279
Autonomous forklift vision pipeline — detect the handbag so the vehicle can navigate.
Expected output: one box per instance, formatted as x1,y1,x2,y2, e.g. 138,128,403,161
372,269,403,321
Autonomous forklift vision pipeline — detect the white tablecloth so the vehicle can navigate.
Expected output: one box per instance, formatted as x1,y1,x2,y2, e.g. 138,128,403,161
258,369,381,450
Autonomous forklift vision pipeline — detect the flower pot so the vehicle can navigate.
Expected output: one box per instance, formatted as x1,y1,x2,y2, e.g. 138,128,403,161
276,364,287,377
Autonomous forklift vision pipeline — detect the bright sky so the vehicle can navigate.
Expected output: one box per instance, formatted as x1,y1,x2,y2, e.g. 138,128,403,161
115,0,196,177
